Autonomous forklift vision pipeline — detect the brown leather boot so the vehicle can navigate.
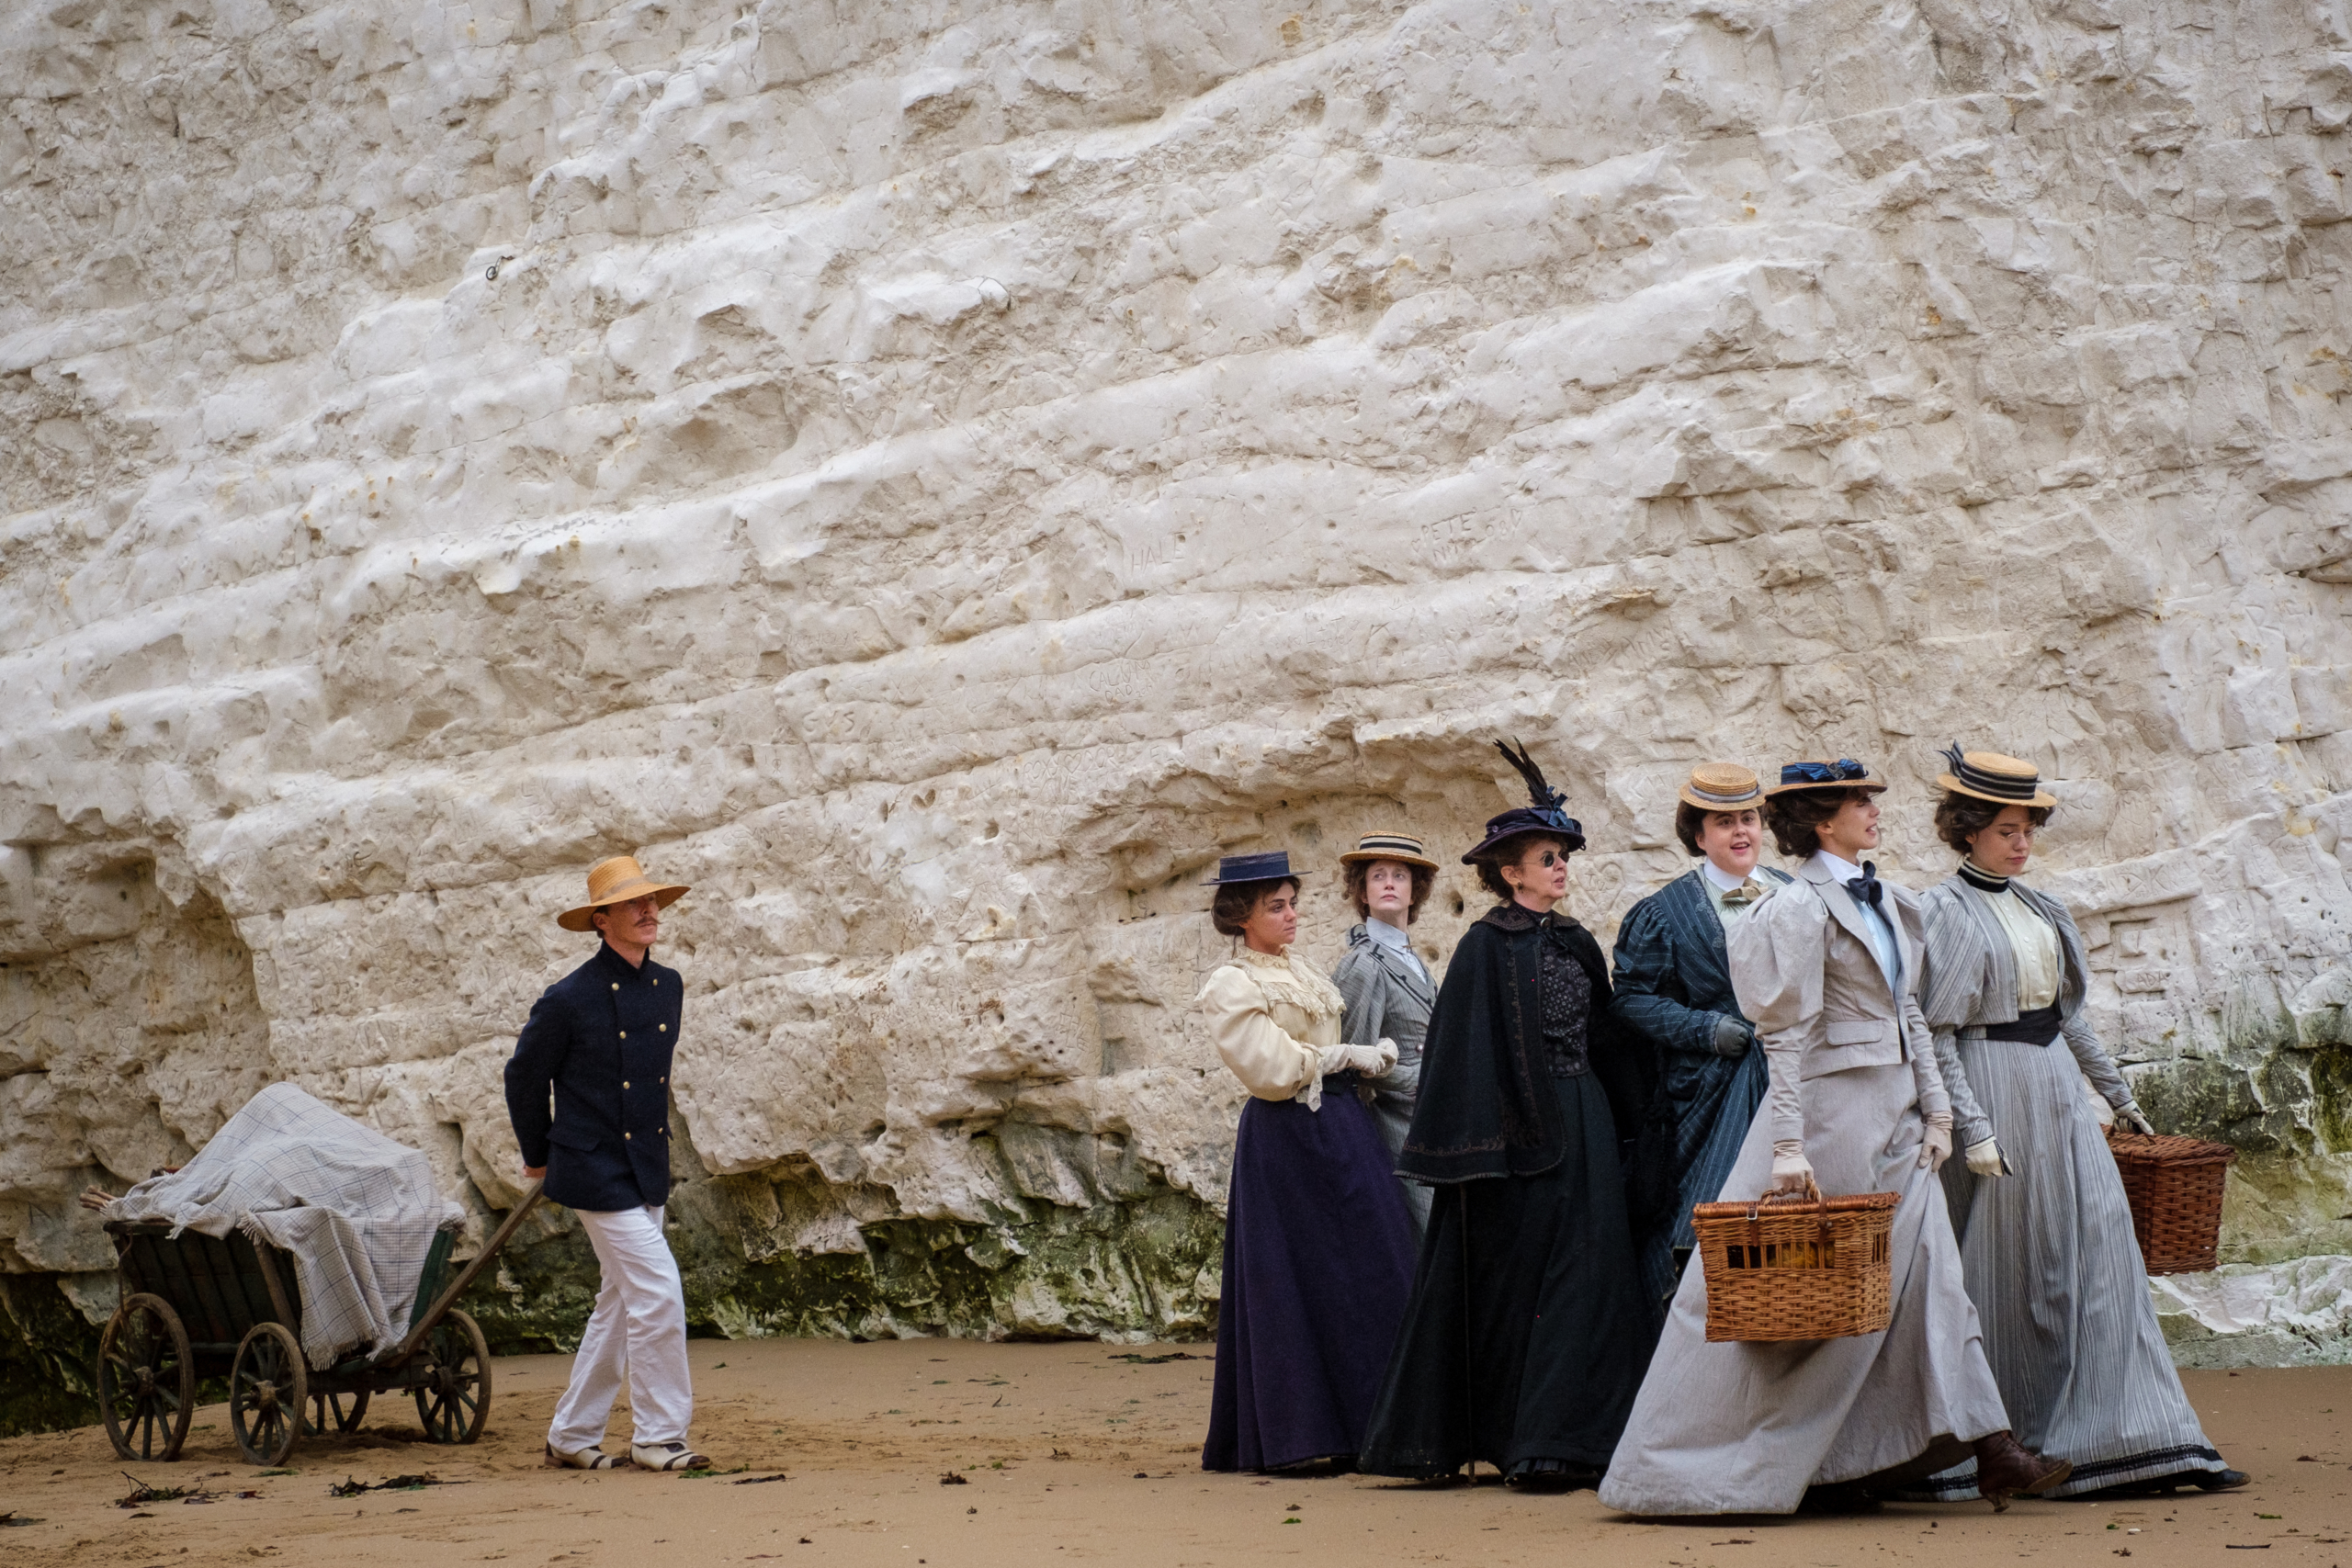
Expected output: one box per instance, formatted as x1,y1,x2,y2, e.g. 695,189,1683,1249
1973,1430,2071,1511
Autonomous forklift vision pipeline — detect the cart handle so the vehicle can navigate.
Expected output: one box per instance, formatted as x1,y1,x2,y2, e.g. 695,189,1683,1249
388,1179,545,1367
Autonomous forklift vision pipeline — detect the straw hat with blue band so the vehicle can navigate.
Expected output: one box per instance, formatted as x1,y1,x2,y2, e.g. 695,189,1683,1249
1202,851,1306,886
1339,831,1441,873
1763,757,1889,797
1678,762,1767,812
1935,745,2057,808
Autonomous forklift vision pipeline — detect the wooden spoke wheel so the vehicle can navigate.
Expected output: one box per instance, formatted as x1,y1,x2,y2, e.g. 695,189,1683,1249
230,1321,309,1467
412,1307,491,1445
305,1388,370,1437
98,1292,193,1462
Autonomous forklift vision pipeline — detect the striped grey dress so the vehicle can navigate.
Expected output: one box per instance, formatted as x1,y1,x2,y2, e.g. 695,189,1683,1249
1909,870,2229,1497
1332,921,1437,1237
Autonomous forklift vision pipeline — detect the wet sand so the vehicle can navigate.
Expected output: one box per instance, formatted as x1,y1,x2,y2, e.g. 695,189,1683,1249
3,1340,2347,1568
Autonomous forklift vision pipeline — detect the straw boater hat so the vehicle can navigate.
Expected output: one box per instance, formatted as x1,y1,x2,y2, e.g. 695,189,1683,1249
557,854,691,932
1763,758,1890,796
1678,762,1765,812
1936,744,2057,808
1338,831,1441,873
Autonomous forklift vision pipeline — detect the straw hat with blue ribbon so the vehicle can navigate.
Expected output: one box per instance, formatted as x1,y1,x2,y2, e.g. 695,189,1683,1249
1763,758,1889,797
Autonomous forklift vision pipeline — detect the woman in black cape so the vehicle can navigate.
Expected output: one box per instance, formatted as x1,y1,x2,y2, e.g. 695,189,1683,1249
1357,742,1662,1488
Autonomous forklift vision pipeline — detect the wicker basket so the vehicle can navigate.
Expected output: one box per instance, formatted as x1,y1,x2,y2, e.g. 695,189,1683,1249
2106,1128,2236,1275
1692,1184,1899,1343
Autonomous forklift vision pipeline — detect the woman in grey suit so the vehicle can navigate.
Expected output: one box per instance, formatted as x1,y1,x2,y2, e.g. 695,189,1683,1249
1601,760,2065,1516
1910,747,2245,1499
1331,831,1442,1236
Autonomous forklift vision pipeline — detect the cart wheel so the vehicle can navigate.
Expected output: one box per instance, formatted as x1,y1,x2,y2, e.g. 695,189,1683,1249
413,1307,491,1445
98,1292,193,1462
230,1321,309,1467
305,1388,369,1437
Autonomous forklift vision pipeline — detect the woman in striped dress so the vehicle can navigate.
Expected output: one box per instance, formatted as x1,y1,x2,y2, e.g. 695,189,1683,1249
1911,746,2245,1499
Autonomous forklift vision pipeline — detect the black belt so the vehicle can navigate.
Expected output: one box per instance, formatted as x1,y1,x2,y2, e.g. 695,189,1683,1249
1984,1003,2062,1046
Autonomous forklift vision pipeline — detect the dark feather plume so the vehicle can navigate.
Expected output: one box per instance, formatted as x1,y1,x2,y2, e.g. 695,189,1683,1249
1495,739,1566,812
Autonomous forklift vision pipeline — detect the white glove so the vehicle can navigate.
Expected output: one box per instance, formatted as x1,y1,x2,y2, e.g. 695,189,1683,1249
1770,1139,1815,1194
1317,1042,1396,1078
1920,1115,1953,1172
1964,1136,2004,1178
2116,1102,2155,1135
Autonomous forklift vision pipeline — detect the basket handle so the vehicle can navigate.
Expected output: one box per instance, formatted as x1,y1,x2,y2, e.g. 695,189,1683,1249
1747,1174,1825,1217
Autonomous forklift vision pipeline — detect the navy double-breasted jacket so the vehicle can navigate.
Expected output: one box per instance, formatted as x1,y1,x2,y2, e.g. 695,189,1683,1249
503,941,683,1213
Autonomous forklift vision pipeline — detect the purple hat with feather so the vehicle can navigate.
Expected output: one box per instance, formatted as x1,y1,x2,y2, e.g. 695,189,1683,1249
1462,739,1587,863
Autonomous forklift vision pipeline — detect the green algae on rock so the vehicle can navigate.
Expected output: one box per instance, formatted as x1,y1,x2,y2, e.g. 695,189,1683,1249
462,1183,1221,1355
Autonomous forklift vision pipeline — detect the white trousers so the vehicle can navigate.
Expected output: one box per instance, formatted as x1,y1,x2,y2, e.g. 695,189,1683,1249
547,1204,694,1452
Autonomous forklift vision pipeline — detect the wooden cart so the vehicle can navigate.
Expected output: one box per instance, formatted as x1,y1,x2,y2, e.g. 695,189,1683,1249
95,1182,543,1466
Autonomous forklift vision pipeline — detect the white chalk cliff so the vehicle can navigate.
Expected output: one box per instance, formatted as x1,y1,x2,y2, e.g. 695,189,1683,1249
3,0,2351,1359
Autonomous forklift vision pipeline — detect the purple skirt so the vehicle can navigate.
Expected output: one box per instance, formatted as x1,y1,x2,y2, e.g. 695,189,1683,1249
1203,1077,1419,1472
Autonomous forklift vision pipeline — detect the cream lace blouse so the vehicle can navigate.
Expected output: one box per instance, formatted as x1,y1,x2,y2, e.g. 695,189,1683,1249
1984,885,2062,1010
1196,947,1347,1109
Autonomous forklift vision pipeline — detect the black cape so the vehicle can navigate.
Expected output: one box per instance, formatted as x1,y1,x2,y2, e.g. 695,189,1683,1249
1363,903,1664,1477
1396,904,1657,1187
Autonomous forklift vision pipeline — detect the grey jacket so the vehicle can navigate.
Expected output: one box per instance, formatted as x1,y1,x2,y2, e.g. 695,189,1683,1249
1332,922,1435,1231
1727,857,1949,1147
1916,873,2138,1149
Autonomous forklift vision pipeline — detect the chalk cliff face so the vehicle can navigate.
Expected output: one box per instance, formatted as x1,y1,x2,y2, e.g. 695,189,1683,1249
5,0,2352,1410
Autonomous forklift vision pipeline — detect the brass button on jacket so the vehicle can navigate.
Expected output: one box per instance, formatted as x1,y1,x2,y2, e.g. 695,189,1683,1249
503,941,687,1213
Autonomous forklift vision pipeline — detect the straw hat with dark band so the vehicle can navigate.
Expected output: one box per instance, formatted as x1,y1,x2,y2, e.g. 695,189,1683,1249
558,854,691,932
1678,762,1765,812
1764,758,1890,796
1339,831,1440,872
1936,745,2057,808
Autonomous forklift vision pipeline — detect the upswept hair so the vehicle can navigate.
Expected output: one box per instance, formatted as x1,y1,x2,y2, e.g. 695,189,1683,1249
1762,788,1873,859
1932,792,2052,854
1343,859,1435,924
1209,877,1299,937
1468,831,1572,901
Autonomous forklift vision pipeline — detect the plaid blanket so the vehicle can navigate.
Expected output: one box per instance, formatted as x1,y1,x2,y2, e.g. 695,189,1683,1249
106,1084,462,1370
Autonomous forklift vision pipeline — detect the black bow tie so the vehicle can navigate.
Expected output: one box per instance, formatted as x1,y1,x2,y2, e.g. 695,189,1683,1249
1844,862,1883,909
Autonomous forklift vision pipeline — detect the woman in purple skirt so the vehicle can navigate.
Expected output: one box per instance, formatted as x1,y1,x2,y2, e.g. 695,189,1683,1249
1197,851,1419,1473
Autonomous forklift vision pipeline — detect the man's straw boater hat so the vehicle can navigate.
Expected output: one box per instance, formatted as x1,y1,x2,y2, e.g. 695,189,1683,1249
1678,762,1766,813
558,855,690,932
1338,831,1441,873
1935,744,2057,808
1764,758,1890,796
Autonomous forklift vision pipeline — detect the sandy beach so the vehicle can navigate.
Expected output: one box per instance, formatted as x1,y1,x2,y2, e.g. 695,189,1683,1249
3,1340,2346,1568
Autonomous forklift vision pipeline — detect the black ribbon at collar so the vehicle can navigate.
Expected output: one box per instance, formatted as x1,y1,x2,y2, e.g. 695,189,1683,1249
1843,860,1884,909
1957,861,2011,893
